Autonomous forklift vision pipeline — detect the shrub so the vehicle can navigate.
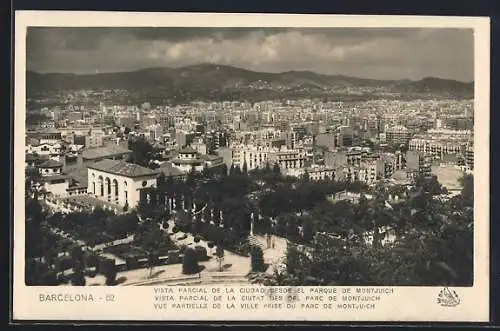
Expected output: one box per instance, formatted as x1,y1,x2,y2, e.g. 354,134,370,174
105,268,117,286
147,253,160,269
178,244,188,254
40,271,60,286
87,268,97,278
194,246,209,262
126,256,140,270
99,258,117,285
167,251,181,265
70,272,86,286
182,248,200,275
57,273,69,284
55,256,73,273
85,253,100,271
250,246,265,272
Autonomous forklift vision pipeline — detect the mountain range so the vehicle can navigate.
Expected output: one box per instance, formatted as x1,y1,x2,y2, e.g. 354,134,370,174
26,63,474,99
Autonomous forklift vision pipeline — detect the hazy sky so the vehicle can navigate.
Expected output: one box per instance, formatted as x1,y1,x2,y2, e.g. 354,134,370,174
26,27,474,81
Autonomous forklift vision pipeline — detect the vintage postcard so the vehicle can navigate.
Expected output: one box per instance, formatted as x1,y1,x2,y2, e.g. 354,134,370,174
12,11,490,322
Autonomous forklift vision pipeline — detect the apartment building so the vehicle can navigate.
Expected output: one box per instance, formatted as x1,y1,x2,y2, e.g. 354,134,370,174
218,144,307,171
385,125,411,145
340,160,377,185
406,150,432,178
409,138,464,159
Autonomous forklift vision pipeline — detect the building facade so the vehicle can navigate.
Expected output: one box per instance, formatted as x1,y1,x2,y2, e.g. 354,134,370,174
171,146,205,173
87,159,159,209
385,125,411,145
408,138,464,159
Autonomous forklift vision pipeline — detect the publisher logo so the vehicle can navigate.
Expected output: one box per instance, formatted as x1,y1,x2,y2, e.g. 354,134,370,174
437,287,461,307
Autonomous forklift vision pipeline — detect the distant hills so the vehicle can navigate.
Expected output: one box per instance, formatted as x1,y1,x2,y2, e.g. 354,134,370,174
26,63,474,100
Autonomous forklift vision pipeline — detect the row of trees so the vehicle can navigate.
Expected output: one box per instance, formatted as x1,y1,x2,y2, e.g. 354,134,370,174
139,160,372,250
45,208,140,246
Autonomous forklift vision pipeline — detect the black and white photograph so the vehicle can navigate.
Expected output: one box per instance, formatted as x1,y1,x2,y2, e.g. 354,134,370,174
23,26,476,287
13,12,490,322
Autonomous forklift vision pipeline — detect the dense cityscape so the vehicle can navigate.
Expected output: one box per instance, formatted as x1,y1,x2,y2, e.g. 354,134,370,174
24,28,475,287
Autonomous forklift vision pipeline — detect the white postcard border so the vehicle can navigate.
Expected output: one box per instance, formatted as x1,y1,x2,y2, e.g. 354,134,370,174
12,11,490,322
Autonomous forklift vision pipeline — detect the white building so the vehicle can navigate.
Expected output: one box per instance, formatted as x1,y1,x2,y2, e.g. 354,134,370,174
146,123,164,141
340,161,377,185
171,146,205,173
26,142,62,157
268,148,307,170
85,129,105,148
218,144,306,171
87,159,159,209
285,165,336,181
408,137,464,159
191,138,208,155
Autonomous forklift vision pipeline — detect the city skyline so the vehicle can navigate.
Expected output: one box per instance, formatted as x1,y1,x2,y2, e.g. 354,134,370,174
27,27,474,82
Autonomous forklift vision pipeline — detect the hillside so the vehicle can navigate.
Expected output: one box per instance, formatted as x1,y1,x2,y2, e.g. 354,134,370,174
26,63,474,100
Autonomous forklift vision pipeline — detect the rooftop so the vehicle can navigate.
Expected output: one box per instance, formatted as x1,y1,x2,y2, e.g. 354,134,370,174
82,145,132,160
36,128,62,135
26,153,42,162
39,159,64,168
171,158,204,165
67,167,89,186
88,159,159,178
158,162,185,177
200,154,222,161
40,174,68,182
178,146,198,154
387,125,409,132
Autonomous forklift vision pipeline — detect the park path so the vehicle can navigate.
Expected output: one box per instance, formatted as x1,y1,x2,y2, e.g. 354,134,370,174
248,234,288,274
164,219,251,274
45,209,287,285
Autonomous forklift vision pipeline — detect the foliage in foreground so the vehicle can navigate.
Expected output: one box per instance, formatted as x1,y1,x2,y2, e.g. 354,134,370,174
261,175,474,286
